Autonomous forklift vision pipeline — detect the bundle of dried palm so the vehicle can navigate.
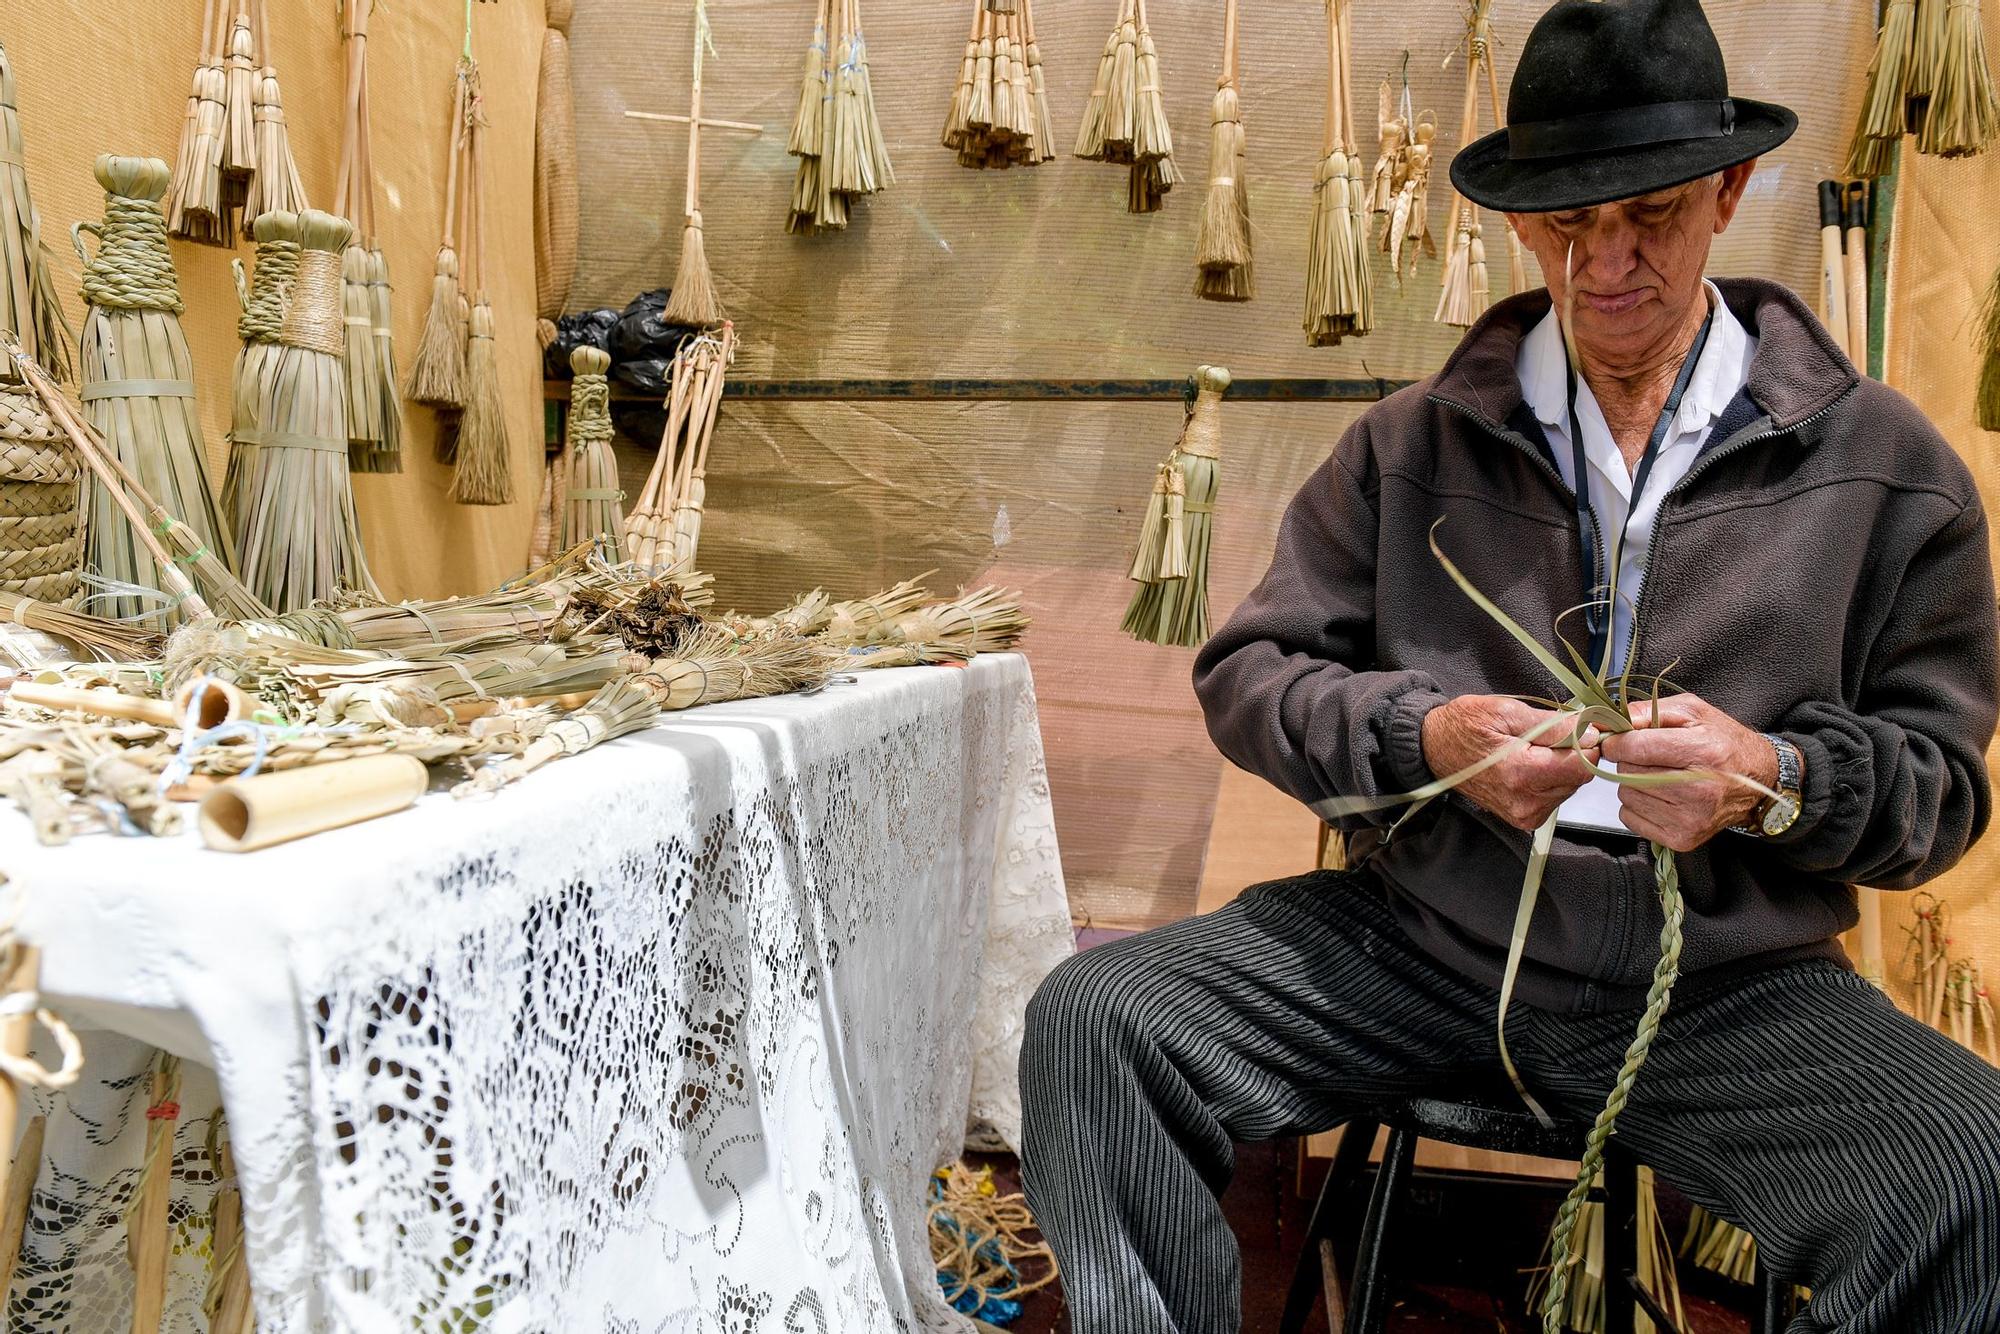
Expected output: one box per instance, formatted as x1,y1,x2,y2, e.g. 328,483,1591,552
1915,0,1999,157
560,347,625,559
235,210,378,613
732,587,832,637
822,574,933,644
456,674,660,794
840,641,975,670
626,623,834,711
624,326,733,569
334,0,403,474
1305,0,1365,346
220,0,257,213
787,0,834,232
1124,366,1227,648
243,0,308,226
223,209,299,533
165,0,232,246
1194,0,1251,301
0,590,160,663
943,0,1045,170
1074,0,1176,211
535,0,580,333
74,157,231,624
1437,0,1522,327
408,62,473,415
1847,0,1918,176
665,0,725,324
889,586,1028,654
452,63,512,506
0,38,75,383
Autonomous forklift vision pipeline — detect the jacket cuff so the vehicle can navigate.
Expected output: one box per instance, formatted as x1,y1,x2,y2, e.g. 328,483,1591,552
1767,729,1835,845
1382,688,1450,794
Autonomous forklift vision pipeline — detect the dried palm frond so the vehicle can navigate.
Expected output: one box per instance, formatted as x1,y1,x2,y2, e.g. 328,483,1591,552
822,574,934,644
1194,0,1251,301
235,209,378,613
0,37,76,383
889,586,1028,654
1915,0,2000,157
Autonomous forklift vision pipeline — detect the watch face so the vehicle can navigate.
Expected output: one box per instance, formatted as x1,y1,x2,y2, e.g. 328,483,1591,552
1762,793,1801,837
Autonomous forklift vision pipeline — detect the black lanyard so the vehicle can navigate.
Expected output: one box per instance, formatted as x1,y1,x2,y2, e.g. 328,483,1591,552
1566,307,1714,675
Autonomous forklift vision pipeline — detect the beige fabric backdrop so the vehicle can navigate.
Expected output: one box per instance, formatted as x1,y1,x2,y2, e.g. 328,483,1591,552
6,0,547,602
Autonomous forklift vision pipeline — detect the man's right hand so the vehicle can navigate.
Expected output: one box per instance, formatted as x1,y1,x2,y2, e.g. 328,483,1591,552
1420,695,1601,831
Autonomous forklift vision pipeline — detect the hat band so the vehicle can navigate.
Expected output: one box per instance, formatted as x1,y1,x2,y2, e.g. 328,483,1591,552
1508,98,1736,161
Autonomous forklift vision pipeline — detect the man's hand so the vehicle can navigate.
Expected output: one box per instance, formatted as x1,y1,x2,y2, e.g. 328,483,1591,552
1421,695,1601,831
1599,694,1778,851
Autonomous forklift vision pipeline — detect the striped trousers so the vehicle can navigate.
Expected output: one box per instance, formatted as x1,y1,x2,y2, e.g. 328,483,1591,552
1019,871,2000,1333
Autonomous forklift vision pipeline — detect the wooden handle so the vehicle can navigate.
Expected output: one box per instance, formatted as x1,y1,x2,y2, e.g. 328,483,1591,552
0,945,38,1280
0,1114,44,1301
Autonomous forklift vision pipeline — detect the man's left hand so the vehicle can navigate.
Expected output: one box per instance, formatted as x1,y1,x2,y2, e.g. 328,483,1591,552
1598,694,1778,852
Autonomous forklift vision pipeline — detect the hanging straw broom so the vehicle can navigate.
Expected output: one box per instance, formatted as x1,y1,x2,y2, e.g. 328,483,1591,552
220,0,258,212
73,155,232,624
453,63,513,507
664,0,724,326
832,0,896,198
1435,3,1497,329
787,0,833,231
536,0,581,335
561,346,625,559
1305,0,1361,346
0,38,75,383
1123,366,1228,648
351,30,402,477
1021,0,1057,164
235,209,378,611
408,62,473,414
165,0,233,247
242,0,308,225
1915,0,2000,157
1126,0,1178,213
1337,0,1373,335
1194,0,1251,302
1976,264,2000,431
1847,0,1918,177
333,0,390,471
223,208,300,532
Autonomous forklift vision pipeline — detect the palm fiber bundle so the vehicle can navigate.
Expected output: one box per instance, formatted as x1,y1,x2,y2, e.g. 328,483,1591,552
243,0,308,225
0,39,75,383
1305,0,1369,346
536,0,580,334
408,62,474,416
165,0,232,246
627,624,834,712
223,208,300,532
787,0,896,233
75,156,231,625
1846,0,1918,176
0,588,160,662
235,210,378,612
890,586,1028,654
335,0,404,474
942,0,1046,170
786,0,834,230
624,325,733,569
1915,0,2000,157
1123,366,1228,648
452,61,513,507
220,0,257,211
1194,0,1251,301
665,0,725,322
1074,0,1178,212
561,347,624,558
0,382,81,604
821,574,932,644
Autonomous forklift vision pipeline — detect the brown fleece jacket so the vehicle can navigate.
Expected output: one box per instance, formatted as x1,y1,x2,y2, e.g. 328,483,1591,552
1194,278,1998,1014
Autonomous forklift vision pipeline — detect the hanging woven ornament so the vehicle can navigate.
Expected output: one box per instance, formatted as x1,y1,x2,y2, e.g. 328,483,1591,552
242,0,308,225
453,58,513,507
665,0,725,322
561,346,625,559
222,208,300,533
0,37,76,383
409,61,474,417
1370,71,1409,222
943,0,1044,170
235,209,378,612
1338,0,1372,337
1437,0,1502,329
1384,65,1438,285
1123,366,1228,649
1915,0,1999,157
165,0,233,246
75,156,231,625
1193,0,1251,302
1127,0,1178,212
1846,0,1917,177
536,0,580,338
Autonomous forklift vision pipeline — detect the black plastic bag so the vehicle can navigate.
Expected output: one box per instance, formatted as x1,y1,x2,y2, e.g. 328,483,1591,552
541,307,620,379
608,288,702,394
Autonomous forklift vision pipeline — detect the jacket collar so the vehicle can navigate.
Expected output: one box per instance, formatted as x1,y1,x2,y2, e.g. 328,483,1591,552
1428,276,1857,439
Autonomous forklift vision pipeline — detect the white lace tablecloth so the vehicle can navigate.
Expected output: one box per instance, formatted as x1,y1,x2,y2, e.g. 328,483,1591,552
0,655,1073,1333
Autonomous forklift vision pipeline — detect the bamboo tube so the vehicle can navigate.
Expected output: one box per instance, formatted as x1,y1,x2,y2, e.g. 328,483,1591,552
9,678,248,730
127,1054,180,1334
0,1114,44,1301
199,753,428,851
1818,181,1852,361
1843,185,1869,372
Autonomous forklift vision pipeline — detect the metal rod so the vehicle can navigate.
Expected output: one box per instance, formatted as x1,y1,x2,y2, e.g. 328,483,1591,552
545,376,1414,404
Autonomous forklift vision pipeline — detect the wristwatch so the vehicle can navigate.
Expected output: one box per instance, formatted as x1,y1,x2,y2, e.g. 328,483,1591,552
1733,734,1803,838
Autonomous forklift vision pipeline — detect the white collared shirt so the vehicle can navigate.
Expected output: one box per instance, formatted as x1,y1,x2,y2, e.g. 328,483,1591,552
1516,279,1757,830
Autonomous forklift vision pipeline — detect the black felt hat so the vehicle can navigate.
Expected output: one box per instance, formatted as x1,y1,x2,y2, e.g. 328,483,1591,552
1449,0,1796,213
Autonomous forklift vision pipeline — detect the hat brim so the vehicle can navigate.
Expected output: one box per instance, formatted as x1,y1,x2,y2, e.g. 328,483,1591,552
1447,99,1797,213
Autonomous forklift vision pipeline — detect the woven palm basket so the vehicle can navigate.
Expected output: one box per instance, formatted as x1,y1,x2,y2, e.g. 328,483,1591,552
0,382,82,602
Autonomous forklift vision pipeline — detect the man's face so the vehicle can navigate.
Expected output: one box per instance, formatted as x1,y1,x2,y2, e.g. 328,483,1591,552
1507,161,1756,363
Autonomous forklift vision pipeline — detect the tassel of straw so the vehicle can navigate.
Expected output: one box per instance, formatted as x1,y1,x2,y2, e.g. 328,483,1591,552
1022,0,1056,164
1194,0,1251,301
535,0,580,327
334,0,385,468
847,0,896,195
1123,367,1227,647
1847,0,1918,176
221,0,258,207
458,675,662,794
821,574,933,644
1977,265,2000,431
788,0,833,230
223,208,299,533
453,64,513,507
627,624,834,712
1072,1,1123,161
1909,0,1949,131
166,0,233,246
236,209,378,611
1916,0,2000,157
892,586,1028,653
1477,18,1526,298
243,0,308,225
1305,0,1358,346
349,35,402,477
561,346,625,559
125,1053,181,1334
1338,0,1373,334
1435,7,1491,329
75,155,233,625
665,0,724,327
942,0,981,155
1126,0,1177,213
0,38,77,383
410,63,472,414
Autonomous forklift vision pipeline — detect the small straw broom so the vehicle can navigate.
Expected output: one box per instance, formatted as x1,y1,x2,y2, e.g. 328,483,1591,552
787,0,833,231
408,61,473,414
1123,366,1228,648
125,1053,181,1334
334,0,395,473
1847,0,1918,177
624,327,732,569
452,61,513,507
235,209,379,612
164,0,233,247
1194,0,1252,302
242,0,308,225
73,156,232,625
0,38,75,383
1915,0,2000,157
670,322,736,569
664,0,725,326
1304,0,1361,346
220,0,258,213
1976,263,2000,430
561,346,625,559
223,208,300,533
1126,0,1178,213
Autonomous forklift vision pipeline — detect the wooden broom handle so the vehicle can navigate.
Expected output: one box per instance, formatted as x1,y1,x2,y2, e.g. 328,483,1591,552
1221,0,1238,87
1337,0,1356,155
440,66,467,245
1322,0,1337,156
684,8,704,222
334,0,367,221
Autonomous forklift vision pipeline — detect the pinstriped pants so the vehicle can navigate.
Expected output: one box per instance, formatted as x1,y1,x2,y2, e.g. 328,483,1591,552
1019,872,2000,1334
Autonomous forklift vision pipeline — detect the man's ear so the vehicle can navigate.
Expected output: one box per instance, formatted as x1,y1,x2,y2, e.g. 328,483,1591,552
1505,211,1534,246
1712,161,1758,234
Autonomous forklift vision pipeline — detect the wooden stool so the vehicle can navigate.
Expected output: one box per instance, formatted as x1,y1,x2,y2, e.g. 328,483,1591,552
1278,1089,1797,1334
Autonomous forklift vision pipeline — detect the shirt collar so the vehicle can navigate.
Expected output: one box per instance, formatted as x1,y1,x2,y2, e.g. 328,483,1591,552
1517,279,1747,436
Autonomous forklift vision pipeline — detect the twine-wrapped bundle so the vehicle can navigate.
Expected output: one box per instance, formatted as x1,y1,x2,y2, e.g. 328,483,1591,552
789,0,896,231
75,155,230,625
235,210,378,612
1194,0,1251,302
0,38,74,383
627,624,833,712
0,383,81,603
223,209,299,532
334,0,403,473
561,347,624,558
166,0,232,246
1124,366,1227,648
535,0,580,328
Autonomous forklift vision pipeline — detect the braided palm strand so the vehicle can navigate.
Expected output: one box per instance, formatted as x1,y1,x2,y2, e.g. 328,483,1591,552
78,195,184,315
1539,840,1685,1332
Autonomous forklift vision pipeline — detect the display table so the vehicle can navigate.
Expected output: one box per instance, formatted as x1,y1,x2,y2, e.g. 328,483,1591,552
1,654,1072,1333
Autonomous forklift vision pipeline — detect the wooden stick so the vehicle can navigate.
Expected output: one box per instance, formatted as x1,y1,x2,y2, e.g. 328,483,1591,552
0,1115,44,1302
624,109,764,134
0,945,36,1278
128,1056,179,1334
684,13,704,223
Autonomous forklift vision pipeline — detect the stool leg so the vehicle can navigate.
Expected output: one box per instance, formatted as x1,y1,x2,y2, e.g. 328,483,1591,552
1755,1261,1792,1334
1280,1119,1379,1334
1345,1127,1416,1334
1604,1147,1639,1334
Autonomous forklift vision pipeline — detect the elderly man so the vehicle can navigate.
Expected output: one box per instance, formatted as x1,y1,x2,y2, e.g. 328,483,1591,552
1020,1,2000,1330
